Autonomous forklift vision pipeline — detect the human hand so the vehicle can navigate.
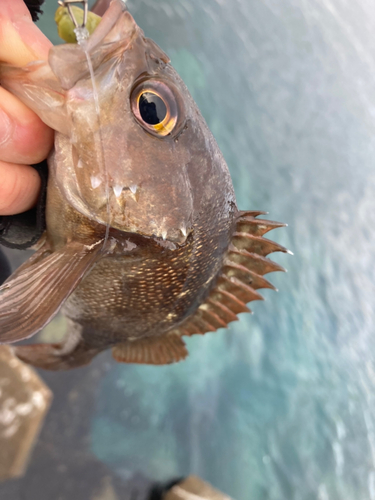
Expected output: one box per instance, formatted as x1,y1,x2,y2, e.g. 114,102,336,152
0,0,54,216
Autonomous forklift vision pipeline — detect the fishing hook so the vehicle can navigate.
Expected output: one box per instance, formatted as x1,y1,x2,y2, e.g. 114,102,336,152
57,0,88,30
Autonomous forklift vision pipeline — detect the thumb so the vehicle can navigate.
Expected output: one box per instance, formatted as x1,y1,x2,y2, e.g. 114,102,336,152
0,0,52,66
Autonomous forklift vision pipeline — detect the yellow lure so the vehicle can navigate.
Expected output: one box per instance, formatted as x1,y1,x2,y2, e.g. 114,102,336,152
55,6,101,43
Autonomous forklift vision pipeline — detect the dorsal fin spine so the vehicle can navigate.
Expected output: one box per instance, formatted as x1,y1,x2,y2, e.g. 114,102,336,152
238,210,268,217
227,246,286,275
194,314,217,333
207,299,238,323
236,217,286,236
216,289,251,313
166,210,287,343
223,260,277,290
199,306,228,328
221,275,265,302
232,232,288,256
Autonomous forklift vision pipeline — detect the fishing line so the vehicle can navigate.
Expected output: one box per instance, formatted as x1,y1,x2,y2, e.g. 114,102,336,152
58,0,112,253
81,44,112,250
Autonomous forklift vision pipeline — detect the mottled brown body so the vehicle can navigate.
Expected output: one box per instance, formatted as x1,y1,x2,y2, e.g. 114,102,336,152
58,198,233,341
0,0,287,370
63,221,232,343
30,157,236,368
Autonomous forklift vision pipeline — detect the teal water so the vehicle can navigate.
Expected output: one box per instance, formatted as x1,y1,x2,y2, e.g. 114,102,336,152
1,0,375,499
87,1,375,498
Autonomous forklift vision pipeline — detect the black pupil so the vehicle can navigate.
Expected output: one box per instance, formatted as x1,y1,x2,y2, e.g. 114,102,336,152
139,92,167,125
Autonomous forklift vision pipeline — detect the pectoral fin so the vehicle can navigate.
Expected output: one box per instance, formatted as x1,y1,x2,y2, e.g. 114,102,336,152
0,240,102,344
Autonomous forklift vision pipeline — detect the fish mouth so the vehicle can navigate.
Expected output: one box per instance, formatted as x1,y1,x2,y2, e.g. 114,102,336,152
88,185,192,245
114,224,190,246
107,223,191,250
57,153,194,246
111,216,192,247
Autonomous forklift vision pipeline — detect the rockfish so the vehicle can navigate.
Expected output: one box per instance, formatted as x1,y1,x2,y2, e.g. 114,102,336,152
0,0,287,370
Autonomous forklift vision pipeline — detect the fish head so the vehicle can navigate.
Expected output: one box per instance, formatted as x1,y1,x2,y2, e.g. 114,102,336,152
0,0,235,244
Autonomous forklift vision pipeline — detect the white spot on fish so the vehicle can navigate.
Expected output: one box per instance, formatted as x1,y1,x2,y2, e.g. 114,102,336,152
84,240,104,251
161,230,167,240
156,239,176,250
124,240,137,251
90,176,102,189
113,185,123,198
77,159,83,169
129,184,138,194
180,224,187,237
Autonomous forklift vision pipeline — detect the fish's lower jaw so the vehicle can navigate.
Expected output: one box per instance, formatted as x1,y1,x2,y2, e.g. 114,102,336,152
106,211,192,245
85,208,191,245
93,217,192,246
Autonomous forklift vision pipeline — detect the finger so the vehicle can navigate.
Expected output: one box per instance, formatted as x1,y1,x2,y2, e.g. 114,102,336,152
0,161,41,215
0,87,54,164
0,0,54,163
0,0,52,66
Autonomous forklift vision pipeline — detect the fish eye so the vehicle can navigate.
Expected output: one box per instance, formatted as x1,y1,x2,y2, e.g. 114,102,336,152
139,92,167,125
131,79,178,137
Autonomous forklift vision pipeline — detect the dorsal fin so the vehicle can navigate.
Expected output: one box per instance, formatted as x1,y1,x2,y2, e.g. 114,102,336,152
170,211,288,339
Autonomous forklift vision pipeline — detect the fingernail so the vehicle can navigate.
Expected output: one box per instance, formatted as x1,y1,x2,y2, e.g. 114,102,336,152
0,19,35,66
0,0,51,65
11,18,52,62
0,109,13,148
